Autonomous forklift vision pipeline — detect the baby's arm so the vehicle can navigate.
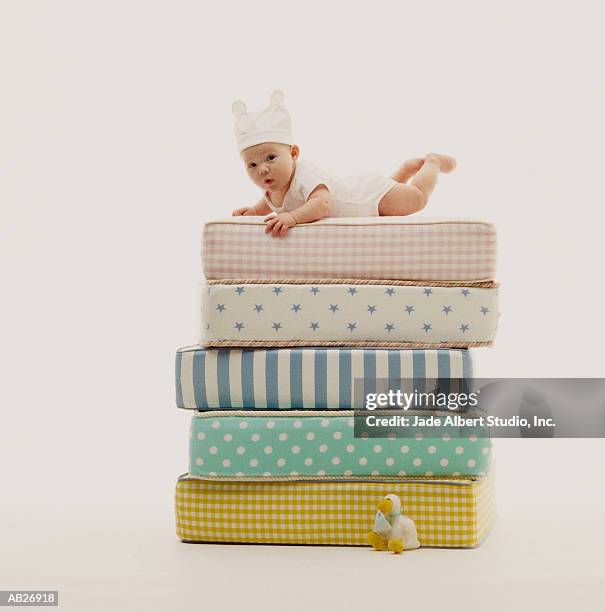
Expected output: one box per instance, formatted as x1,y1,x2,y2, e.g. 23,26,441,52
264,186,331,237
232,197,272,216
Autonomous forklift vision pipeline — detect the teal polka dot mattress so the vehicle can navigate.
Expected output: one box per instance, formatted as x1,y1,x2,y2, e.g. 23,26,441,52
189,411,491,479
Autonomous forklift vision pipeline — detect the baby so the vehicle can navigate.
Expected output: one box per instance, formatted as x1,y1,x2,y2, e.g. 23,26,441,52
232,91,455,237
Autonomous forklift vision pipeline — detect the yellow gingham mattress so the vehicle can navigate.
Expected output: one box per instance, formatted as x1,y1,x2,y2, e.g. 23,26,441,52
175,470,496,548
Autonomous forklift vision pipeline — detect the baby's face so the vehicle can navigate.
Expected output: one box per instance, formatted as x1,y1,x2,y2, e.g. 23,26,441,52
242,143,299,192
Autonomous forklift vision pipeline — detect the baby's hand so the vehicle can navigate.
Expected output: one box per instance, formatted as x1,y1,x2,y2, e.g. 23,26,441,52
232,206,256,216
264,212,296,237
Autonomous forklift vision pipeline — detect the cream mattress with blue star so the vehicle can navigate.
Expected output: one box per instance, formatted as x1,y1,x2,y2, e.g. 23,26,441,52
189,411,491,478
201,281,499,348
176,347,473,410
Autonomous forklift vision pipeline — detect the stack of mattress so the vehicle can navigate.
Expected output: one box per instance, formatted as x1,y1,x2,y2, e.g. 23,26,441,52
175,217,499,548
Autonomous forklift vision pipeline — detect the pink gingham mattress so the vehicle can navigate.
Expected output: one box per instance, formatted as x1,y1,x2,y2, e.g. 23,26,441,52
203,217,497,281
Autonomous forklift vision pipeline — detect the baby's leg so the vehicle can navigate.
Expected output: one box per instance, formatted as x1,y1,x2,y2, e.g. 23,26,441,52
379,154,456,216
391,158,425,183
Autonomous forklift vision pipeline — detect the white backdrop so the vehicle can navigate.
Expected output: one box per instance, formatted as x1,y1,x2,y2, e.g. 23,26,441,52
2,1,604,610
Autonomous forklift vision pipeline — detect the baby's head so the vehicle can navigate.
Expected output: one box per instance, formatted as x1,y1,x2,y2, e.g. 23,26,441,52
233,90,297,191
241,142,299,192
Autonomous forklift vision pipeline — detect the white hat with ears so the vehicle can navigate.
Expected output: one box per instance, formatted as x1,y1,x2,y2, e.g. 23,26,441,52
232,90,293,154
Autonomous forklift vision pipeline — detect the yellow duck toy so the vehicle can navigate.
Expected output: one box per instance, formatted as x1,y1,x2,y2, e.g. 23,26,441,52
366,494,420,554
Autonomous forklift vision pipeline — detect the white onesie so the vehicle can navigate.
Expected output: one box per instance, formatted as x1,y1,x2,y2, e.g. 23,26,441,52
264,159,397,217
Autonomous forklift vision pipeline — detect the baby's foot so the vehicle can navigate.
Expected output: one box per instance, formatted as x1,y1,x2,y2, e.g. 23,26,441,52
425,154,456,173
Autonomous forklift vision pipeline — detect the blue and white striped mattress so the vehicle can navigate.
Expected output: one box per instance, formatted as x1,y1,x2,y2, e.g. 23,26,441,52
176,347,473,410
